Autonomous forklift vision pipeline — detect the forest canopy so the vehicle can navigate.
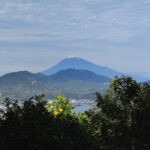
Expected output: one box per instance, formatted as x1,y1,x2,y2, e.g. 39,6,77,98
0,76,150,150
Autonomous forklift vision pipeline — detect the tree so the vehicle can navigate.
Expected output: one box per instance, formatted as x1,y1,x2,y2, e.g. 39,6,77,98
0,94,98,150
132,81,150,150
47,95,76,115
87,75,150,150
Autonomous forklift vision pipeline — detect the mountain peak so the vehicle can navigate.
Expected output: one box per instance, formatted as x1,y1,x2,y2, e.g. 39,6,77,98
42,57,121,78
66,56,77,58
62,57,88,61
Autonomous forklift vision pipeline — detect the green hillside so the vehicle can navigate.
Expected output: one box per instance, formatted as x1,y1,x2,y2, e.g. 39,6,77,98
0,69,110,100
50,68,110,83
0,71,51,99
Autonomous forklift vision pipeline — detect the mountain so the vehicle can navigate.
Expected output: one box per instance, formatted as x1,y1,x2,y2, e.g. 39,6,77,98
42,57,121,78
0,71,51,99
50,68,110,83
0,69,110,100
47,69,110,99
125,73,150,82
0,71,50,85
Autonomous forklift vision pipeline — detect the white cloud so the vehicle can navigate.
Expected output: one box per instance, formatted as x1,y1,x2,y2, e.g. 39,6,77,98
0,0,150,75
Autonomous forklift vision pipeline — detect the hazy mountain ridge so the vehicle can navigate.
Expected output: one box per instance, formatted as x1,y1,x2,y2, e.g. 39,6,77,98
0,57,147,100
42,57,121,78
42,57,150,82
50,68,111,83
0,69,110,100
124,73,150,82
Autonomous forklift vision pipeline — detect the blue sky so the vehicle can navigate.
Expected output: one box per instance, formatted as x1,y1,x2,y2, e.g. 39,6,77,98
0,0,150,76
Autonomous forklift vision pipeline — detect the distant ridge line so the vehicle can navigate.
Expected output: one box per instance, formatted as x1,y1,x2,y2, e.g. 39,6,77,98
42,57,121,78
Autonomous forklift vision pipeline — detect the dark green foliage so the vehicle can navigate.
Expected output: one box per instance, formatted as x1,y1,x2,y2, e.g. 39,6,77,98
86,75,150,150
131,81,150,150
0,94,98,150
1,75,150,150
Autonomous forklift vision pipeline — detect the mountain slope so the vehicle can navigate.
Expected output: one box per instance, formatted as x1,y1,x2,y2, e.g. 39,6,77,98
50,68,111,83
124,73,150,82
0,71,50,85
42,57,121,78
0,70,110,100
0,71,51,99
47,69,110,99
